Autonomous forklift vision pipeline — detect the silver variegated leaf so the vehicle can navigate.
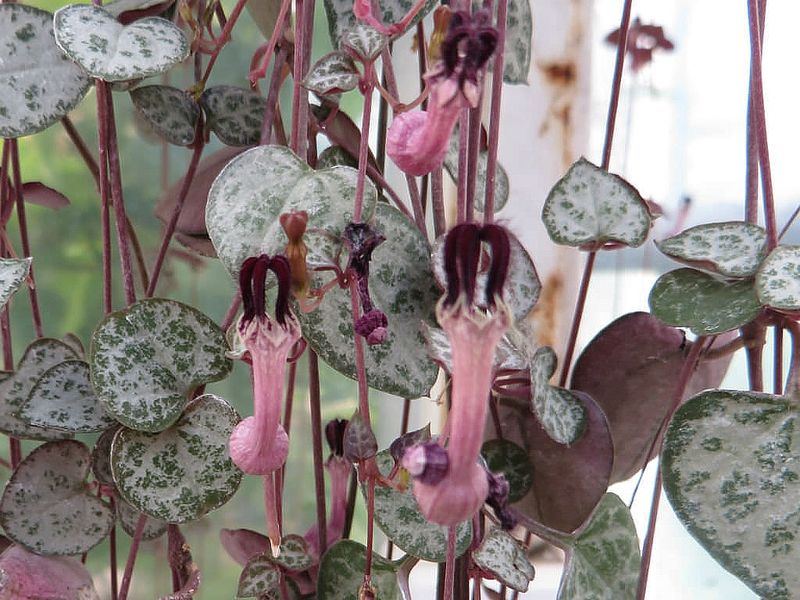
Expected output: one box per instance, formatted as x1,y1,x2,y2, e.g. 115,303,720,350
543,158,651,248
91,425,119,486
0,440,114,556
323,0,436,44
473,529,535,592
90,298,232,432
480,439,533,503
340,23,387,62
200,86,266,147
317,540,400,600
302,51,360,96
443,134,510,213
111,394,243,523
502,0,532,84
655,221,767,278
0,258,31,312
237,553,281,598
663,390,800,599
54,4,189,82
272,535,314,572
130,85,199,146
116,497,168,541
0,5,91,138
755,245,800,311
529,347,586,445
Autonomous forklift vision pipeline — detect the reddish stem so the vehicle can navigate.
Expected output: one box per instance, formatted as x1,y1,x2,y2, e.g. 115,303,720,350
557,250,596,387
432,168,446,236
482,0,508,225
118,513,147,600
200,0,250,87
308,349,328,554
220,293,242,332
775,325,784,395
353,84,375,223
259,44,290,146
600,0,633,171
456,110,469,224
290,0,312,157
109,495,118,600
464,106,482,225
443,526,457,600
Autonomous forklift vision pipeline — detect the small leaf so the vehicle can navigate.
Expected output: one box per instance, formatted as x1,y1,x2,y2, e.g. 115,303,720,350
662,390,800,599
389,423,431,464
529,347,586,445
368,451,472,562
105,0,174,18
755,245,800,311
343,410,377,462
0,4,91,138
323,0,436,44
340,23,388,62
90,298,232,432
130,85,199,146
20,360,115,432
272,535,315,572
649,268,762,335
92,426,119,486
443,133,510,213
116,497,168,540
0,545,99,599
502,0,532,84
21,182,71,209
54,4,189,82
542,158,651,248
317,145,359,170
0,257,31,312
317,540,400,600
200,86,266,147
111,394,243,523
0,440,114,555
481,439,533,503
558,494,641,600
302,51,360,96
656,221,767,278
237,553,281,598
473,529,535,592
220,528,269,566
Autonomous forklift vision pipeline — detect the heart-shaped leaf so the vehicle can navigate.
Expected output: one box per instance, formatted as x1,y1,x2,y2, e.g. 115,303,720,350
237,553,281,598
755,245,800,311
116,497,168,540
20,360,115,432
662,389,800,598
130,85,200,146
443,134,510,213
497,393,613,533
298,203,439,398
649,268,762,335
340,23,387,62
220,528,269,566
111,394,242,523
542,158,651,248
502,0,532,84
655,221,768,278
0,440,114,555
473,529,535,592
557,493,641,600
368,451,471,562
90,298,232,432
0,545,99,599
302,51,360,96
323,0,436,44
272,535,315,572
21,182,71,210
200,86,266,147
92,425,119,486
0,257,31,312
481,439,533,503
431,229,541,322
571,311,734,483
54,4,189,82
529,347,586,444
0,338,79,441
317,540,400,600
343,410,377,462
0,4,91,138
206,144,377,277
423,323,527,373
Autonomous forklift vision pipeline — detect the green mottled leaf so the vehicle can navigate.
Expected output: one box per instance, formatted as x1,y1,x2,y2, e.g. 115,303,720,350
558,494,640,600
302,51,360,96
298,203,438,398
481,439,532,503
273,535,314,572
206,144,377,277
111,394,243,523
649,268,762,335
529,347,586,444
116,497,168,541
368,451,471,562
237,553,281,598
340,23,387,62
502,0,532,84
663,390,800,599
755,245,800,311
200,86,266,147
0,5,90,138
20,360,115,432
317,540,400,600
54,4,189,82
543,158,651,248
323,0,436,45
656,221,767,278
0,338,79,441
317,145,358,170
473,529,535,592
0,258,31,312
130,85,199,146
443,134,510,213
90,298,232,432
0,440,114,555
343,410,377,462
431,229,540,322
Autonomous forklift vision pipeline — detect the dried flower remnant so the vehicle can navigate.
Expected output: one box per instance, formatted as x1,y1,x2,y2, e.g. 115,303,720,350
280,210,311,300
387,10,498,176
344,222,389,345
404,224,512,526
605,16,674,73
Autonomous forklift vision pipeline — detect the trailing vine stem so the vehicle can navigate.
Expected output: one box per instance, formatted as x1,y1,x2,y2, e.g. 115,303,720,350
108,494,119,600
199,0,250,87
308,349,329,555
117,513,147,600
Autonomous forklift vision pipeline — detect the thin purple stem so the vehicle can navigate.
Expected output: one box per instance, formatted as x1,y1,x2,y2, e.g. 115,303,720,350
775,325,784,395
220,293,242,332
290,0,312,157
118,513,147,600
308,349,328,555
353,84,375,223
465,105,482,225
432,168,446,236
443,526,457,600
109,495,118,600
600,0,633,170
456,110,469,224
200,0,250,86
260,44,290,146
95,83,114,314
557,250,596,387
482,0,507,225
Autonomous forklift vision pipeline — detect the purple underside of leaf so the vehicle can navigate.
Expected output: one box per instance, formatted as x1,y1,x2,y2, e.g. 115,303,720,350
570,311,734,483
20,182,70,209
220,528,269,567
0,544,98,598
496,391,613,534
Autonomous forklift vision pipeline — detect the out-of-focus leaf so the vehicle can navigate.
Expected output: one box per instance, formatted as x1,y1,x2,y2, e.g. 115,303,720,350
20,183,70,209
0,545,99,599
317,540,400,600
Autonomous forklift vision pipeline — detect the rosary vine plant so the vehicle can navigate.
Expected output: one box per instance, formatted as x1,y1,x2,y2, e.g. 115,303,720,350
0,0,797,598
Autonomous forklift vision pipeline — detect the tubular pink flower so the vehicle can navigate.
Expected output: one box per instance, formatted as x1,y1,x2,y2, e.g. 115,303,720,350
304,456,351,557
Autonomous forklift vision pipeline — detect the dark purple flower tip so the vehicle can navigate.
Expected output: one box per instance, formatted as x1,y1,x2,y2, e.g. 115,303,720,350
344,222,386,277
355,309,389,345
442,9,498,89
325,418,348,457
485,469,517,531
389,424,432,465
238,254,294,326
402,442,449,486
442,223,511,308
